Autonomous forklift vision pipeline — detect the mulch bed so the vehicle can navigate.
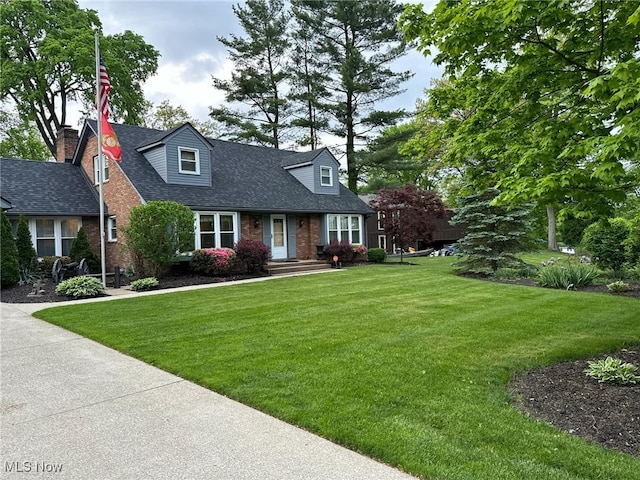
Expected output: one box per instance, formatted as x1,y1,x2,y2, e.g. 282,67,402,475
510,348,639,457
2,271,638,458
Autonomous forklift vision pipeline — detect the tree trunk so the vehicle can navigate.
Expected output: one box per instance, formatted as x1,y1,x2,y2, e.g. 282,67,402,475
547,205,558,251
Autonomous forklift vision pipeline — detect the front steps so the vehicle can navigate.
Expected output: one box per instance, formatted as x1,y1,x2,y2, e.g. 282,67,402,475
265,259,333,276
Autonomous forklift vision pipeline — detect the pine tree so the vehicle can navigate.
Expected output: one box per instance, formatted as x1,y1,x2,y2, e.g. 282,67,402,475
292,0,413,192
450,189,534,275
211,0,291,148
1,211,20,287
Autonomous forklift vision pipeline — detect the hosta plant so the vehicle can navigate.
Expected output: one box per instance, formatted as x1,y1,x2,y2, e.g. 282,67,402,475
130,277,159,291
607,281,629,293
585,357,640,385
55,276,105,298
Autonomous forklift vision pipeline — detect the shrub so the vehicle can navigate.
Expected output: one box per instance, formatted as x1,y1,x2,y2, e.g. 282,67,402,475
69,226,100,273
55,276,105,298
1,211,20,287
15,213,38,283
585,357,640,385
324,240,354,262
39,256,70,278
190,248,237,275
122,201,195,277
538,256,598,289
607,280,629,293
130,277,159,291
235,239,270,272
581,218,630,272
367,247,387,263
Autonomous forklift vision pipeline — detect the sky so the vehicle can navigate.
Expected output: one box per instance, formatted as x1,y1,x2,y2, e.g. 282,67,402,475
74,0,442,138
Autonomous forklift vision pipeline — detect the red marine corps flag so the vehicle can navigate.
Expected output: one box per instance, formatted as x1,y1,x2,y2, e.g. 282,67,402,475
98,57,121,162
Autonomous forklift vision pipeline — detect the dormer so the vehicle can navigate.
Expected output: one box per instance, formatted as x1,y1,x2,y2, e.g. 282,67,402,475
282,148,340,195
136,123,213,187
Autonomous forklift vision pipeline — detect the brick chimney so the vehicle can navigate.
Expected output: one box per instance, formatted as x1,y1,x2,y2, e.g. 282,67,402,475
56,126,79,163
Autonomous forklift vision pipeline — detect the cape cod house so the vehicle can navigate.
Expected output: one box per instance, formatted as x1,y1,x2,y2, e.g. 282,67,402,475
1,120,373,271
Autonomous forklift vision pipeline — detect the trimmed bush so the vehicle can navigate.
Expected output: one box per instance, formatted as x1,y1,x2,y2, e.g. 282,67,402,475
69,226,100,273
55,276,105,298
1,211,20,287
324,240,353,262
235,239,270,273
130,277,159,291
367,247,387,263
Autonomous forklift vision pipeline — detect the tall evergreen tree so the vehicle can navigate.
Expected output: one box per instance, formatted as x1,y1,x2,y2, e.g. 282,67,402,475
287,9,330,150
293,0,413,192
450,189,534,275
15,213,37,280
211,0,291,148
1,211,20,287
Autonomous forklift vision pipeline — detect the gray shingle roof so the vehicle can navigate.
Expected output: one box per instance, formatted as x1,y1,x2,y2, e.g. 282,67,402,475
86,120,372,215
0,158,101,217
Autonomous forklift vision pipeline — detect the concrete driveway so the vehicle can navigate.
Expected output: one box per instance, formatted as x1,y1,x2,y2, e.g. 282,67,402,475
1,299,416,480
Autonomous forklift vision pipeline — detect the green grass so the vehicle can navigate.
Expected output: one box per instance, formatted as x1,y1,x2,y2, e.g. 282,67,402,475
36,257,640,479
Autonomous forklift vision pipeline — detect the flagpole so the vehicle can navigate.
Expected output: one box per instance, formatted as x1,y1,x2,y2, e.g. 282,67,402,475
95,32,107,287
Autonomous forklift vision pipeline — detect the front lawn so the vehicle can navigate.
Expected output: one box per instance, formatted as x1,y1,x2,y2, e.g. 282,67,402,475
36,257,640,479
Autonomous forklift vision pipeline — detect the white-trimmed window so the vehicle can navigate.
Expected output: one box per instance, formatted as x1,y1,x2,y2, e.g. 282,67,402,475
327,214,362,244
179,147,200,175
33,218,81,257
93,155,109,185
195,212,237,249
320,166,333,186
377,211,385,231
378,235,387,251
108,216,117,242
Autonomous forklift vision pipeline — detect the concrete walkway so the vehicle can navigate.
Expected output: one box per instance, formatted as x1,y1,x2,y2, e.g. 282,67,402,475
0,279,416,480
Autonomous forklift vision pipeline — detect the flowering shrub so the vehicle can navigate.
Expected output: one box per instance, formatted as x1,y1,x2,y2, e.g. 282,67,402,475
538,256,599,289
235,239,270,273
352,244,367,256
190,248,237,276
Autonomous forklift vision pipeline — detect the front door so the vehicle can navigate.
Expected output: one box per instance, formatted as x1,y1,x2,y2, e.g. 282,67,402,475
270,215,287,259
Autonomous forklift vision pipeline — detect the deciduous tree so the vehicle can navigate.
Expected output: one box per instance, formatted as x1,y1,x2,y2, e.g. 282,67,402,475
370,184,445,263
0,0,159,156
400,0,640,247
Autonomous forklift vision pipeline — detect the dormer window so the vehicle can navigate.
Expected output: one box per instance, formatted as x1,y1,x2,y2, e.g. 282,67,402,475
179,147,200,175
320,166,332,186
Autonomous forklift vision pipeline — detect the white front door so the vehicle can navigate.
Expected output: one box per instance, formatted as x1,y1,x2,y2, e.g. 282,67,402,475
271,215,287,259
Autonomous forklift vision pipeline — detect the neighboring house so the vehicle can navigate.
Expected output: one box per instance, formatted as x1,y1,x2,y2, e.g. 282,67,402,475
359,194,466,253
0,120,373,270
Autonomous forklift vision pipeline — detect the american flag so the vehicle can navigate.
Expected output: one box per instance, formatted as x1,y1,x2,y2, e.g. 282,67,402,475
99,57,111,118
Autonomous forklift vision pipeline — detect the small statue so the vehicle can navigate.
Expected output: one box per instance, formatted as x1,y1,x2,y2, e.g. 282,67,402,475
27,279,46,297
